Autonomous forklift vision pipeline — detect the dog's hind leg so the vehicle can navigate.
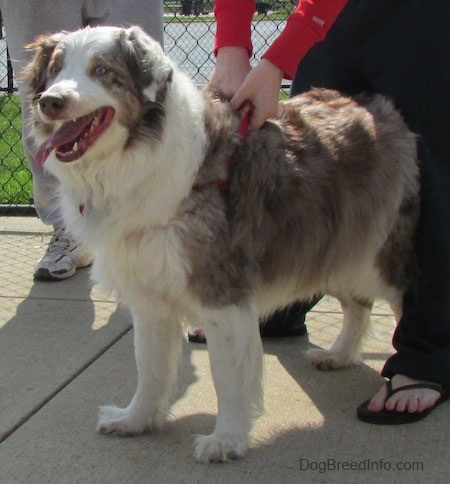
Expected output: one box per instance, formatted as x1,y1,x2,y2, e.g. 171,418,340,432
194,299,264,463
306,297,373,370
97,303,182,436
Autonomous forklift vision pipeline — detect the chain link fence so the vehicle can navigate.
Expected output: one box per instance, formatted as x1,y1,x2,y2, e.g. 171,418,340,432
0,1,294,214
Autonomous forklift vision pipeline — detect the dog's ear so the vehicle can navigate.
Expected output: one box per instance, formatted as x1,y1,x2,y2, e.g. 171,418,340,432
22,33,67,95
119,26,173,104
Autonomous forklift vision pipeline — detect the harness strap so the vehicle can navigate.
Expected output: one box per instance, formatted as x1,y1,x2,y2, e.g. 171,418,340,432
194,102,252,197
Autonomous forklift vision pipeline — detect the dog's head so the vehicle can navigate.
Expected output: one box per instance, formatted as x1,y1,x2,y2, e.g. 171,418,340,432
23,26,174,166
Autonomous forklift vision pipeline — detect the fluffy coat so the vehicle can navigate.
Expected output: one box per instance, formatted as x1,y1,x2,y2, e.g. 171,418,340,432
23,26,419,462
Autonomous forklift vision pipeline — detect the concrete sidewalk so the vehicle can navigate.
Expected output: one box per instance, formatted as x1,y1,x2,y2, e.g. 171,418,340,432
0,216,448,483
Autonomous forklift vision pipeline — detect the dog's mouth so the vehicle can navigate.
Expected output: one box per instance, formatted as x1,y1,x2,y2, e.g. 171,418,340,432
34,106,115,165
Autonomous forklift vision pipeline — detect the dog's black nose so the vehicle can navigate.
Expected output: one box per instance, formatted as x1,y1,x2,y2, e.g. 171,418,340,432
39,94,65,118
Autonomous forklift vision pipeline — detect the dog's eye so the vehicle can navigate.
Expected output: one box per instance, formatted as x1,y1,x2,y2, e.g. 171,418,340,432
94,66,107,76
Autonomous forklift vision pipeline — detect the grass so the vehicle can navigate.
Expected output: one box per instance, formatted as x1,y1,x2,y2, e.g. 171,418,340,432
0,94,32,205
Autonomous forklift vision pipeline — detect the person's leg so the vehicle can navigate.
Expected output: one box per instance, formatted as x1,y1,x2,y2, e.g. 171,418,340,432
1,0,164,225
1,1,95,279
1,0,164,279
353,0,450,414
0,0,83,225
188,298,313,344
368,139,450,413
291,0,450,417
259,299,317,338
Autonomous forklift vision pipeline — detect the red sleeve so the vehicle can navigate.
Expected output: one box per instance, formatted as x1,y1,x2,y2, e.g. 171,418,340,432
263,0,348,79
214,0,255,56
214,0,348,79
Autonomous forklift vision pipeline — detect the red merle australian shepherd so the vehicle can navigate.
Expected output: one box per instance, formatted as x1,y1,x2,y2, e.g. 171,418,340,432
23,26,419,462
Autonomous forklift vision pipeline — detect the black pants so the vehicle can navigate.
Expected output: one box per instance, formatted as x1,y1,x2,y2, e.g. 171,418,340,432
291,0,450,388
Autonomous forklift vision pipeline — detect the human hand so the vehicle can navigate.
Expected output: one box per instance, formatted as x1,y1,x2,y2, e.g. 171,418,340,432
209,46,252,98
230,59,283,130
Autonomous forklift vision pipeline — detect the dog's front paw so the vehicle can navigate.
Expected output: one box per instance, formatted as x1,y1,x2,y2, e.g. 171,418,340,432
194,433,248,463
306,348,359,370
97,405,162,436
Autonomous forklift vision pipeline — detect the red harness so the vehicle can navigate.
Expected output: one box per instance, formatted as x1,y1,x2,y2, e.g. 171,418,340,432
193,103,252,197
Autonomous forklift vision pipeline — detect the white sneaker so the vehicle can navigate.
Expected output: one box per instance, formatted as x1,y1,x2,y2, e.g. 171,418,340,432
34,224,93,280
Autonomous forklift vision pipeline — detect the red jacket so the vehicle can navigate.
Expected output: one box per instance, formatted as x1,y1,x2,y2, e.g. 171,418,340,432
214,0,348,79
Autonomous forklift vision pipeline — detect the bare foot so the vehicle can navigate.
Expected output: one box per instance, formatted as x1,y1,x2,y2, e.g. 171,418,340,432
367,374,441,413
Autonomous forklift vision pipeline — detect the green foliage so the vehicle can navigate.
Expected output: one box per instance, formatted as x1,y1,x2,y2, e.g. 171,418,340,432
0,95,32,205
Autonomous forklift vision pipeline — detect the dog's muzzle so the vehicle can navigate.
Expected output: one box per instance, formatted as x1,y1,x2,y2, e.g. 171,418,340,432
34,106,115,165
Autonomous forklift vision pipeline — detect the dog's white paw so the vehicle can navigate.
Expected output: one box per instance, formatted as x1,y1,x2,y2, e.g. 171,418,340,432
306,348,359,370
97,405,163,436
194,433,248,463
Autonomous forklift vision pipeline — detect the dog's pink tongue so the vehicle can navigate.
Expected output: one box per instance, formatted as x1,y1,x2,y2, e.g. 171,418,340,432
34,139,56,166
34,116,93,166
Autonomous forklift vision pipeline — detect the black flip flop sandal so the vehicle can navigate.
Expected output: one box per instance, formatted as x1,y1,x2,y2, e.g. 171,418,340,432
357,380,449,425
